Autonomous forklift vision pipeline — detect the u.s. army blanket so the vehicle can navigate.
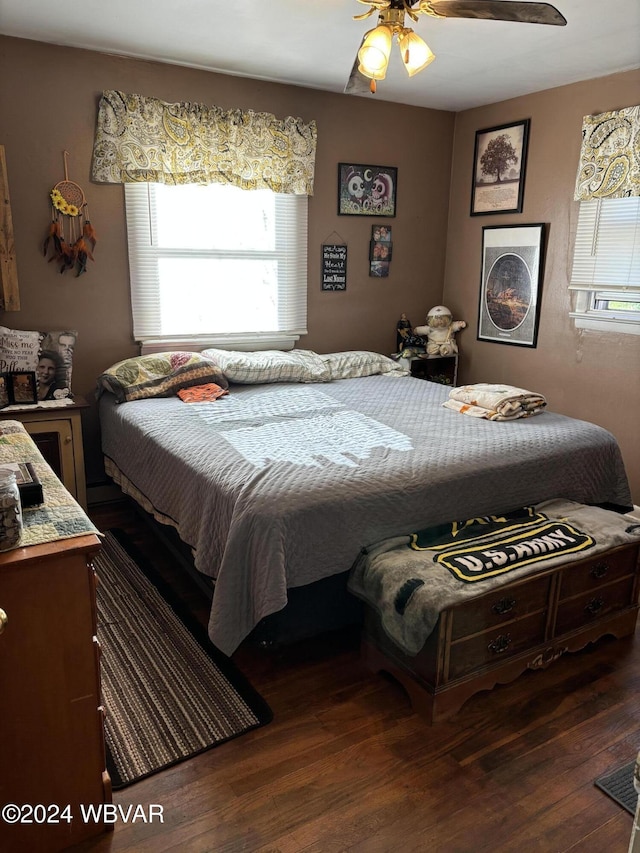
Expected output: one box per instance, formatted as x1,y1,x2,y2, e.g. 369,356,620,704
348,499,640,656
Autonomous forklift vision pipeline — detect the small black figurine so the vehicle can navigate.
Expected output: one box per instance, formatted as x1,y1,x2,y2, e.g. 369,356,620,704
396,314,412,351
396,313,427,354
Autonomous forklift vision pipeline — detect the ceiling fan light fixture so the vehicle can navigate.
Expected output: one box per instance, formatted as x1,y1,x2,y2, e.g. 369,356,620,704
398,29,435,77
357,23,393,80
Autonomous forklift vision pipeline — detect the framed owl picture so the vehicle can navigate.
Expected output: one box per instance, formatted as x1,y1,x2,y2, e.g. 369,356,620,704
337,163,397,217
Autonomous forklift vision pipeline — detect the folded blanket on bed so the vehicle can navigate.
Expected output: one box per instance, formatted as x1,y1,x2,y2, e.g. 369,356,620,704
178,383,229,403
443,383,547,420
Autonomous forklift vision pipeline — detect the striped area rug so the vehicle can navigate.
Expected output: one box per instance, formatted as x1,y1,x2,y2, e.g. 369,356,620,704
95,531,272,789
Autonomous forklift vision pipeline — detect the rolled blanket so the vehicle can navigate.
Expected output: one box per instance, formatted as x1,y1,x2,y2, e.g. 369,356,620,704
178,383,229,403
443,383,546,420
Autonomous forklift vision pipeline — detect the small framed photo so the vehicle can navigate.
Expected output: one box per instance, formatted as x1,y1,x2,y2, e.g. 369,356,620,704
478,223,546,348
369,260,390,278
369,241,393,262
338,163,397,217
0,374,9,409
471,119,530,216
372,224,392,242
8,370,38,405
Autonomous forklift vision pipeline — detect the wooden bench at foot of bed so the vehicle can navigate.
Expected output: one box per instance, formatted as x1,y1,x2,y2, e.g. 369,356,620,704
361,540,640,724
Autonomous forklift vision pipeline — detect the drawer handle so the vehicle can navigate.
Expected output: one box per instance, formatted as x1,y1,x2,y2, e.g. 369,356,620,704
585,597,605,616
0,607,7,635
488,633,512,655
590,563,609,580
492,597,516,615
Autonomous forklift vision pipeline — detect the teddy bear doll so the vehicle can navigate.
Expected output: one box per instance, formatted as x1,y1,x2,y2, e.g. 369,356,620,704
414,305,466,356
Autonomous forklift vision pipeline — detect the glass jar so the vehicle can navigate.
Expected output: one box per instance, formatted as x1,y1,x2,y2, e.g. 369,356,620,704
0,469,23,552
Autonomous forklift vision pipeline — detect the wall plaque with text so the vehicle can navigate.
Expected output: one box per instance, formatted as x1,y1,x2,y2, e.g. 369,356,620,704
321,244,347,291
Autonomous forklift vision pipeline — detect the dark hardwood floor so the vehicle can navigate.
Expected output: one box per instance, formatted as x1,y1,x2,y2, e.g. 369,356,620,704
75,498,640,853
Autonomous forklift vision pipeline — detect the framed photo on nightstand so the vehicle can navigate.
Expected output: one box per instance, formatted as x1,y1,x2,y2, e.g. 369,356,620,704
8,371,38,405
0,374,9,409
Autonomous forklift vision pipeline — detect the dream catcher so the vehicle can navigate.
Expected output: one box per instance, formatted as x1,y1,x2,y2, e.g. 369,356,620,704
43,151,97,276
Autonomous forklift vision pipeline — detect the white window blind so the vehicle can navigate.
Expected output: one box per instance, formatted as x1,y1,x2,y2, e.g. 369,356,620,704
124,182,308,349
569,196,640,333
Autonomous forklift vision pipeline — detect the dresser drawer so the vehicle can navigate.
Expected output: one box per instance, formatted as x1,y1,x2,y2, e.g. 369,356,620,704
448,610,548,680
450,574,551,641
555,575,636,635
558,544,638,600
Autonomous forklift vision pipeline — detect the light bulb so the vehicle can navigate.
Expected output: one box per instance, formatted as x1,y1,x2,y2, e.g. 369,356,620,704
357,24,393,80
398,29,435,77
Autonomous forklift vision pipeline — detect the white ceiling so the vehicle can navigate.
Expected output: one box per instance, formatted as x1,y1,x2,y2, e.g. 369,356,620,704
1,0,639,111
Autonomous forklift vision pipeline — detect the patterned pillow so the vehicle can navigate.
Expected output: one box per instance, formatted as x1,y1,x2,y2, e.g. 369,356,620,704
200,348,331,384
97,352,228,402
320,351,409,380
0,326,43,373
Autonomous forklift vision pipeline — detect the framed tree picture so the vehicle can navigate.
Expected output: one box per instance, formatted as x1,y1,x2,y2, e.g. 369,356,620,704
470,119,530,216
477,223,546,348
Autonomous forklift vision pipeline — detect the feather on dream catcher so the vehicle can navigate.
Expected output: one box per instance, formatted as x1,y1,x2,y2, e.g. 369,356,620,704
43,151,97,276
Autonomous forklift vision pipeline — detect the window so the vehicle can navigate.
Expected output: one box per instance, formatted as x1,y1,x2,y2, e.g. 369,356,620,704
124,182,308,351
569,196,640,334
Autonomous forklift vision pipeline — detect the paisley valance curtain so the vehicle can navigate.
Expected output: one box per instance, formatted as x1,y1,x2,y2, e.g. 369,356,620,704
91,89,317,195
574,104,640,201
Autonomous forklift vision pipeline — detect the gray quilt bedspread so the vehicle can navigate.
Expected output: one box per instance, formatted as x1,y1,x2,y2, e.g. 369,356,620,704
98,375,632,655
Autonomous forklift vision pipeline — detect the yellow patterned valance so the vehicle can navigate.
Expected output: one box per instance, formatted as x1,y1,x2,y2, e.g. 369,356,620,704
91,90,317,195
574,104,640,201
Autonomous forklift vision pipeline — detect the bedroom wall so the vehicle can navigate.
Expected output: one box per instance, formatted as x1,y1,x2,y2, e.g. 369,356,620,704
0,35,455,487
443,69,640,505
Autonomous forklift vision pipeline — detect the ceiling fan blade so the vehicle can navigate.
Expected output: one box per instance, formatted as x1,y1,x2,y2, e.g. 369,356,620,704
428,1,567,26
344,39,373,95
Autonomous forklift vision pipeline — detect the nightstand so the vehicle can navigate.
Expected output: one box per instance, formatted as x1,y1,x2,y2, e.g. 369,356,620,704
0,398,88,508
397,354,459,386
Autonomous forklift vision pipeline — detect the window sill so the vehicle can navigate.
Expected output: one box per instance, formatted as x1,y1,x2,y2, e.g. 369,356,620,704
139,333,301,355
570,313,640,336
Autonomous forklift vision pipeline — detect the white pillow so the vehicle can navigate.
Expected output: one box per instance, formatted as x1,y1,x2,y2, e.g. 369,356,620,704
200,349,331,384
320,351,409,380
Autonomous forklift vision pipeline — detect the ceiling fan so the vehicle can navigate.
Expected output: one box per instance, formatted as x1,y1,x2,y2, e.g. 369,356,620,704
344,1,567,94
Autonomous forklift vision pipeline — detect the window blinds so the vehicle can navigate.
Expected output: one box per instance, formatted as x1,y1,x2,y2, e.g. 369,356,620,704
124,183,308,345
569,197,640,294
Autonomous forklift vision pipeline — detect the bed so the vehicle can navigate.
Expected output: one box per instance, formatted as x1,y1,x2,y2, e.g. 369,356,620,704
97,350,633,657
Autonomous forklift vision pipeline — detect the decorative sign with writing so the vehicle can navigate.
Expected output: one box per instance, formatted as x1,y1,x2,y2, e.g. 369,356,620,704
321,244,347,291
0,327,42,373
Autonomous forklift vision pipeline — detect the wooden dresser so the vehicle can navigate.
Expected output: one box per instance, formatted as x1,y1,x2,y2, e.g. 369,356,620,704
0,428,110,851
362,540,640,723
